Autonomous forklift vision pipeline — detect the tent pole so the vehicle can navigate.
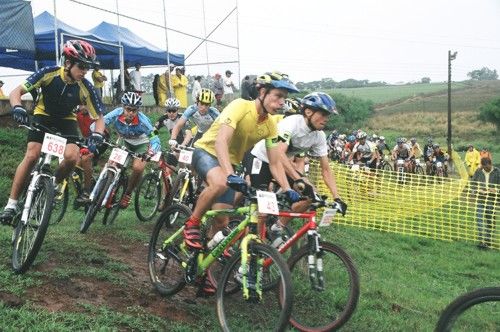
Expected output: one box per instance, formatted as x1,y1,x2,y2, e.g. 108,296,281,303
236,0,241,89
53,0,59,62
162,0,173,95
116,0,124,92
202,0,210,77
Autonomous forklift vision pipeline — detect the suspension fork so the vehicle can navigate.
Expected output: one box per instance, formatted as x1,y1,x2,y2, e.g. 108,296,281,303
307,229,325,291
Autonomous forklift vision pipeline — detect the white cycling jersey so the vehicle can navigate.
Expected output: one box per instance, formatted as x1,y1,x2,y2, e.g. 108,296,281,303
251,114,328,163
352,142,373,159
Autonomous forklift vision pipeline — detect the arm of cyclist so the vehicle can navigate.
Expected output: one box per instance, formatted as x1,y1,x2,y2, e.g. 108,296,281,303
318,155,341,199
180,128,193,147
169,116,188,146
215,123,236,176
266,142,293,192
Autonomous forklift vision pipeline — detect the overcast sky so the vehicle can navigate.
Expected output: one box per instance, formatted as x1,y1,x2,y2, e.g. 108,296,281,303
2,0,500,92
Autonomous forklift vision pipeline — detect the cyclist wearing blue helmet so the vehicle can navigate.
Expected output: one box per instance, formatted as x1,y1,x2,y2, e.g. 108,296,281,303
245,92,347,239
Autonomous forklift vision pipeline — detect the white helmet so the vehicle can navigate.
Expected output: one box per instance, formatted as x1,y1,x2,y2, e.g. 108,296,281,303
165,97,181,110
121,91,142,107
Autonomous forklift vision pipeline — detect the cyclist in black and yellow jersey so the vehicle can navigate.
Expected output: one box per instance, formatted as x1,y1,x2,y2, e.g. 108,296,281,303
0,40,105,225
183,71,302,252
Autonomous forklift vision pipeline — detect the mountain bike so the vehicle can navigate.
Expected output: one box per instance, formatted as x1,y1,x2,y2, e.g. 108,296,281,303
11,124,78,273
148,182,293,332
134,150,177,222
80,140,142,233
50,163,94,224
264,193,360,331
435,287,500,332
166,145,203,210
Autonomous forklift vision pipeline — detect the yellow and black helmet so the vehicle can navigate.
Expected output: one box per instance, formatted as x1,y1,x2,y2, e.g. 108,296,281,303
197,88,215,104
284,97,302,115
255,71,299,93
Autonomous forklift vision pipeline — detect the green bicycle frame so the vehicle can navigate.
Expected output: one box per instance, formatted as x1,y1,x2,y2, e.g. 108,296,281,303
161,202,263,296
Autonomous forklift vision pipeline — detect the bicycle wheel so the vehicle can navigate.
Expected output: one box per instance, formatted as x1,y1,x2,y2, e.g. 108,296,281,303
102,175,127,226
12,176,54,274
217,242,293,332
80,171,113,234
382,162,393,171
415,165,425,176
50,179,69,224
287,241,360,332
148,203,192,296
134,172,162,222
435,287,500,332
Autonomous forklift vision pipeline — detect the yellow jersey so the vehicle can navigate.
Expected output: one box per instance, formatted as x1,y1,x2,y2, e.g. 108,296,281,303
195,99,278,165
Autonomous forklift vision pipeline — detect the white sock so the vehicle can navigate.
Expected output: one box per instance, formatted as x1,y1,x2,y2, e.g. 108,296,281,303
5,199,18,210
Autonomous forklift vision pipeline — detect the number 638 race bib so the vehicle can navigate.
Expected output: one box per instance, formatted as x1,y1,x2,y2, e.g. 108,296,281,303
41,133,67,159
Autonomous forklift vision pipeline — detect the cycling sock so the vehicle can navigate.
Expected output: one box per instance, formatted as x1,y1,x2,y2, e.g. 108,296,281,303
6,199,18,210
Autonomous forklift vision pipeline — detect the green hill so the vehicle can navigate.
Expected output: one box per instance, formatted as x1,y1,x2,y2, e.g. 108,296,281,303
334,80,500,163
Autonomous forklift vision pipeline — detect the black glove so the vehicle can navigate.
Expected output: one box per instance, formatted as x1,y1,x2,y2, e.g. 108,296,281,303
12,105,29,125
334,198,348,217
87,132,104,154
293,178,314,198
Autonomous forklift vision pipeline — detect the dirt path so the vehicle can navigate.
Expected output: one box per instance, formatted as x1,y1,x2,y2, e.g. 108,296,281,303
3,232,213,324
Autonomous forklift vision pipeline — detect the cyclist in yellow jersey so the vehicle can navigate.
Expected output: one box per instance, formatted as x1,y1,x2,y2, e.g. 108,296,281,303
183,71,302,252
0,40,105,225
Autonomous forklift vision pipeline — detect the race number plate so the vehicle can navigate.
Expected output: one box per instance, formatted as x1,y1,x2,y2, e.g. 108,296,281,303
251,158,262,174
41,133,67,158
319,208,338,227
179,149,193,164
256,190,279,215
151,151,162,162
109,147,128,165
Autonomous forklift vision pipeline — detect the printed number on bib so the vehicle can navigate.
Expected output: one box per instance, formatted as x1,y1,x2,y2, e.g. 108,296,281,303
41,133,67,158
109,148,128,165
319,208,338,227
151,151,162,162
251,158,262,174
179,149,193,164
256,190,279,215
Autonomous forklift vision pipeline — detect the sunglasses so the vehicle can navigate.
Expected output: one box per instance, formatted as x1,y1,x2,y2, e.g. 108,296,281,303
124,106,139,113
166,109,178,113
199,102,211,107
76,63,91,71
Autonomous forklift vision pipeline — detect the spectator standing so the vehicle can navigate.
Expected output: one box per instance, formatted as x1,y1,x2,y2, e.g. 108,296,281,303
465,144,481,177
130,62,142,92
240,75,253,100
223,70,236,103
191,75,202,103
480,147,492,162
114,61,132,104
152,74,160,106
171,66,188,108
157,69,171,107
0,80,5,98
471,157,499,249
91,64,107,101
212,73,224,108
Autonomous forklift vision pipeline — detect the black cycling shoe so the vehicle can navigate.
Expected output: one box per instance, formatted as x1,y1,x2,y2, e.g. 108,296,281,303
0,208,17,226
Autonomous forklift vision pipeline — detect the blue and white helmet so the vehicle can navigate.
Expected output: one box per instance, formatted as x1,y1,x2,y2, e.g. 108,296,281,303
121,91,143,107
301,92,337,115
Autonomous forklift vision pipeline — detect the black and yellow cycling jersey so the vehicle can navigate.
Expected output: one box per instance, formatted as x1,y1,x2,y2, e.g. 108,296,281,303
22,66,104,121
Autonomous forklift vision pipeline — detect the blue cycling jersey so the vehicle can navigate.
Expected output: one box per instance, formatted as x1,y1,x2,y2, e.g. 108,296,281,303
96,107,161,152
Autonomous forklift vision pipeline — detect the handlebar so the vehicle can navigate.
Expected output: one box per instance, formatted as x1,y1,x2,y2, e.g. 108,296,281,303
19,123,85,147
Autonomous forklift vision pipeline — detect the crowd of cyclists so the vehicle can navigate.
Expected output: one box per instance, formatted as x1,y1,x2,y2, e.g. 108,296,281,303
326,130,451,177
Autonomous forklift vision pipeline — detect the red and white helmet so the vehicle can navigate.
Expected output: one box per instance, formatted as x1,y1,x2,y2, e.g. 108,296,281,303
63,40,98,66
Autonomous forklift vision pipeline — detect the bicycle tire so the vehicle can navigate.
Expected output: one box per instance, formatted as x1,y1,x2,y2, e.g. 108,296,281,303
134,172,162,222
217,242,293,332
102,175,127,226
80,171,113,234
148,203,192,296
12,176,54,274
287,241,360,332
415,165,425,176
50,180,69,224
435,287,500,332
382,162,393,171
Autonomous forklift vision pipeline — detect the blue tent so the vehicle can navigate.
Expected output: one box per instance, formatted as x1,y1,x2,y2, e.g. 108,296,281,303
0,1,36,70
88,21,184,68
0,11,184,71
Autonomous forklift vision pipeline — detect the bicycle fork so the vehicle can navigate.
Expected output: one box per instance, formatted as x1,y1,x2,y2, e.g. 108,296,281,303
20,171,43,223
240,234,263,302
307,230,325,291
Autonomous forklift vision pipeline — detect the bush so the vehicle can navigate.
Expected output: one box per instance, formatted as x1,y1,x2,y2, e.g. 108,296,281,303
478,97,500,131
327,93,374,131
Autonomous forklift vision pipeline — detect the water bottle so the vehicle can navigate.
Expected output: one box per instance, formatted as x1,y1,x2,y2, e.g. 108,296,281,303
270,223,285,249
207,229,227,250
